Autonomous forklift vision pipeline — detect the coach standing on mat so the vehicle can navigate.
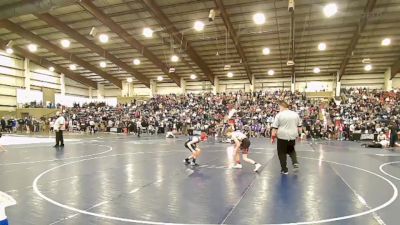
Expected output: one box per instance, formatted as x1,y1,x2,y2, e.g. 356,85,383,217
271,101,302,175
53,111,65,148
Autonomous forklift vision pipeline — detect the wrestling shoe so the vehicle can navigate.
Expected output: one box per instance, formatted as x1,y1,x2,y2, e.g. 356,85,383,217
232,164,243,169
281,170,289,175
190,162,199,166
254,163,262,172
293,163,299,171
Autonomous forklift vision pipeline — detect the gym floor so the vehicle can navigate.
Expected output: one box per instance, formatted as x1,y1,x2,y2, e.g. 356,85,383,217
1,134,400,225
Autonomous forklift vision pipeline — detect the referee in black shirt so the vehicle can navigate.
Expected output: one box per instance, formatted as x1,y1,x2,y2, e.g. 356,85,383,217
271,101,302,175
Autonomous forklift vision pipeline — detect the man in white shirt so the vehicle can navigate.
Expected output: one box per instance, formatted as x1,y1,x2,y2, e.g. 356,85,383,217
271,101,302,174
53,111,65,148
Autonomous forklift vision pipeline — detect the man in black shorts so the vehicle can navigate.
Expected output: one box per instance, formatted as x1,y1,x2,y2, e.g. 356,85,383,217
183,132,207,166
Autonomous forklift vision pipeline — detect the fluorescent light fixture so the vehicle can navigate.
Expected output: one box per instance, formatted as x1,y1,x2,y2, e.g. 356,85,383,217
5,47,13,54
381,38,391,46
194,21,205,31
323,3,338,17
27,44,38,52
262,47,270,55
99,61,107,68
133,58,141,65
253,13,266,25
318,42,327,51
143,28,153,38
171,55,179,62
98,34,109,43
60,39,71,48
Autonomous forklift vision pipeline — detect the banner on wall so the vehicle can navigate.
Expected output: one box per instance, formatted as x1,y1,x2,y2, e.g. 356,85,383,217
54,94,117,107
17,88,43,104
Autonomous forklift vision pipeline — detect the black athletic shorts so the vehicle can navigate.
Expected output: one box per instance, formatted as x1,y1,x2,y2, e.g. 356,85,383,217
184,140,197,152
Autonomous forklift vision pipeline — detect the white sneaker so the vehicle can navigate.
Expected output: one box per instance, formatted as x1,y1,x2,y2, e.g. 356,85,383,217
232,164,243,169
254,163,262,172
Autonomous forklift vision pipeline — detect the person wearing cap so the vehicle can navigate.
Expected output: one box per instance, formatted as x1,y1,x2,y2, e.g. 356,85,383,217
271,100,302,175
183,132,207,166
53,111,65,148
226,128,262,172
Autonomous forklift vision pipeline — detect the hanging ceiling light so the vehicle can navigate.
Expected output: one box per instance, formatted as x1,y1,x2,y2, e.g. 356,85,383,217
27,44,38,52
190,74,197,79
157,76,163,81
98,34,109,43
323,3,338,17
133,58,141,65
49,66,55,72
364,64,372,71
194,21,205,31
318,42,327,51
253,13,266,25
171,55,179,62
262,47,270,55
99,61,107,68
268,69,274,76
227,72,233,78
127,77,133,83
381,38,391,46
5,47,13,54
313,67,321,73
69,64,77,70
60,39,71,48
143,28,153,38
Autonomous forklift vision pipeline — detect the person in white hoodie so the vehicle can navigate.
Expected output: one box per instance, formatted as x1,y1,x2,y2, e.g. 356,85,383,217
0,191,16,225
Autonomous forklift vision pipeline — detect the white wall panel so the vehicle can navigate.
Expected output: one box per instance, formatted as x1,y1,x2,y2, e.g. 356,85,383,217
392,77,400,88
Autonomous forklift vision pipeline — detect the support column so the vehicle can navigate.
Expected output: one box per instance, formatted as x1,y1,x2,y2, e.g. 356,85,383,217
60,73,66,96
250,74,255,93
336,75,341,97
121,81,128,97
89,87,93,99
180,78,186,94
150,80,157,97
24,58,31,92
121,81,134,97
97,83,104,99
291,72,295,93
212,77,219,94
384,67,393,91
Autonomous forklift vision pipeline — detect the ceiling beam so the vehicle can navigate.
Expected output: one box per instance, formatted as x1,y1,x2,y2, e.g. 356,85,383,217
338,0,377,81
214,0,252,84
140,0,215,85
79,0,181,86
390,59,400,79
0,19,122,88
0,0,82,20
36,13,150,88
0,39,97,88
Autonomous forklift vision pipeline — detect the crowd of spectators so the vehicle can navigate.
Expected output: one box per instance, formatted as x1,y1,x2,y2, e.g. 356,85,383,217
1,88,399,147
